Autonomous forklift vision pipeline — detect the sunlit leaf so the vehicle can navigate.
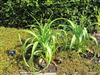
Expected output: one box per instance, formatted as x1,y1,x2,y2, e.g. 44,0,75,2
70,35,76,49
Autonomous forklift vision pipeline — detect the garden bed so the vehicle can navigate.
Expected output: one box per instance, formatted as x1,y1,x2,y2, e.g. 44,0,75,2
1,1,100,75
0,27,100,75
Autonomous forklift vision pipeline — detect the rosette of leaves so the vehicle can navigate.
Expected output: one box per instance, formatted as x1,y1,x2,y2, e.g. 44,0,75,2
19,18,67,72
68,20,98,53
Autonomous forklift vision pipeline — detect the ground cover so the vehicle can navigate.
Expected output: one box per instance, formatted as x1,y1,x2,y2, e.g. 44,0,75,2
0,27,100,75
0,27,29,75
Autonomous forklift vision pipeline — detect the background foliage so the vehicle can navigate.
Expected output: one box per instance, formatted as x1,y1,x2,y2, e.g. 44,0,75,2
0,0,100,31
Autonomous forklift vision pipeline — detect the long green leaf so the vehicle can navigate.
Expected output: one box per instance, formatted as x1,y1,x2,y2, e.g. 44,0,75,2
90,35,98,45
24,30,38,39
70,35,76,49
30,41,38,60
67,20,76,29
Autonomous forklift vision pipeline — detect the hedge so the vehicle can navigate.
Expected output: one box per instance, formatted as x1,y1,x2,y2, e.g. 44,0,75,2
0,0,100,32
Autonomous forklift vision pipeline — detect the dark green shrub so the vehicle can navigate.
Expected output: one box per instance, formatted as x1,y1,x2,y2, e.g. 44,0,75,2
0,0,100,32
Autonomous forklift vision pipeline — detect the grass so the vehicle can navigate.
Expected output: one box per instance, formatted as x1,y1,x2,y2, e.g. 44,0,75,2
56,51,100,75
0,27,29,75
0,27,29,50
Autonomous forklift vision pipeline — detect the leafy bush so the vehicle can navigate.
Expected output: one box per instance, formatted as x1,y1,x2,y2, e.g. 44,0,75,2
0,0,100,32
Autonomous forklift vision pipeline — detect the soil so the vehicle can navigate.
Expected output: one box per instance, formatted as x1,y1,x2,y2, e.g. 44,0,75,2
1,49,100,75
